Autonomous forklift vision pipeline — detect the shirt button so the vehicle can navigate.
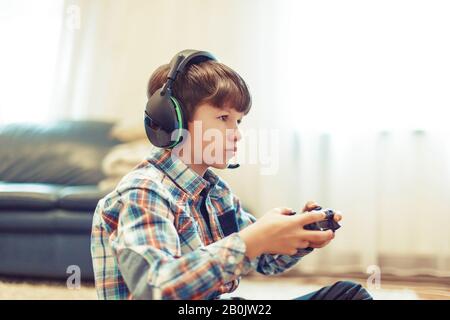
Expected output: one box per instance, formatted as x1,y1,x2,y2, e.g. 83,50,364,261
227,255,236,265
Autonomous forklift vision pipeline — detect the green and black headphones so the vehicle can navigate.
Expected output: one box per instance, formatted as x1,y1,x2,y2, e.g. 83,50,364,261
144,49,217,149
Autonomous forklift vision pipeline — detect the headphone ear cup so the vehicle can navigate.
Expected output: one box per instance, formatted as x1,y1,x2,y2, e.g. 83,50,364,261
166,95,187,147
144,88,185,148
145,88,177,148
168,96,187,132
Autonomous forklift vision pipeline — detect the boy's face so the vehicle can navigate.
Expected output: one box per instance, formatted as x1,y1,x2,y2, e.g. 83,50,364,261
185,103,244,170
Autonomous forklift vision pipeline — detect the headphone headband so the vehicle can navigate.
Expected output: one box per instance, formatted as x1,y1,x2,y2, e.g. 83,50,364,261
161,50,217,95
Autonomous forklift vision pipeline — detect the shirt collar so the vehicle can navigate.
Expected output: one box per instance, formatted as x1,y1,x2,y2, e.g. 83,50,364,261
147,148,220,199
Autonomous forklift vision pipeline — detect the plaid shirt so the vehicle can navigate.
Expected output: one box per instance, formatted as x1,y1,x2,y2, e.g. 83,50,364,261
91,148,313,300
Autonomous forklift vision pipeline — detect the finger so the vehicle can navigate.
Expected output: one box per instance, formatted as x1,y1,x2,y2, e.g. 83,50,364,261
270,207,294,215
279,207,296,215
295,240,310,249
334,212,342,222
302,201,321,212
302,229,334,243
309,240,331,248
296,212,326,225
309,232,335,247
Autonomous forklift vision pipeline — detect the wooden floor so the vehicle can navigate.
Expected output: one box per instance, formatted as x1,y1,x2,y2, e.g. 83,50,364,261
0,274,448,300
227,274,450,300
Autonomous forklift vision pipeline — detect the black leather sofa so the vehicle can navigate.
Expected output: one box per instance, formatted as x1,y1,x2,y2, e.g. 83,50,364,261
0,120,120,281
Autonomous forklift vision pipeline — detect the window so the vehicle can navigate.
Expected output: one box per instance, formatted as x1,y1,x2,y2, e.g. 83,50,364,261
0,0,63,124
280,0,450,132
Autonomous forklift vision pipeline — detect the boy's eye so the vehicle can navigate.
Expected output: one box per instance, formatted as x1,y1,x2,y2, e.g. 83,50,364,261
218,115,228,121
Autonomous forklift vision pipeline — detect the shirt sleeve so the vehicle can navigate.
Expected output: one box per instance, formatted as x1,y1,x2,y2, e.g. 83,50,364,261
109,187,253,300
233,195,314,275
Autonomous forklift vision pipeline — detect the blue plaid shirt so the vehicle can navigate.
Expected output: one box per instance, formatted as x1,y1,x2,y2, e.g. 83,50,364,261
91,148,313,299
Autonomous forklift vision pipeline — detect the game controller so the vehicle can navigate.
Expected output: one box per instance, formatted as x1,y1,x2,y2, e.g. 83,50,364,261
292,206,341,232
305,207,341,232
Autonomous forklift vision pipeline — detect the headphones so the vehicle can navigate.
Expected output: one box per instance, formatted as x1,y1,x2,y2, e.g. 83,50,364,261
144,49,217,149
144,49,240,169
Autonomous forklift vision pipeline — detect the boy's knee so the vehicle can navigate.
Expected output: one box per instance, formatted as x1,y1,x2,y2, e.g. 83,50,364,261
334,280,361,289
332,280,373,300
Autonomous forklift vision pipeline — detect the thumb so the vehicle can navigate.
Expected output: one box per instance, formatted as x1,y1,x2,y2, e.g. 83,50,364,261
302,201,321,212
296,211,326,226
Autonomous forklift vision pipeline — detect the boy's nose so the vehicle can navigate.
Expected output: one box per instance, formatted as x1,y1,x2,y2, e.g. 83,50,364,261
228,128,242,143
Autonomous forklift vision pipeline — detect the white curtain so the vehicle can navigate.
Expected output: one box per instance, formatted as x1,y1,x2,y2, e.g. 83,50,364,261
229,0,450,277
49,0,271,123
252,129,450,277
6,0,449,276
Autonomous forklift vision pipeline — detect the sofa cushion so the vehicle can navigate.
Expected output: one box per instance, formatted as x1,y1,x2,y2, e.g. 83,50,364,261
0,183,61,210
0,183,106,211
0,120,120,185
0,232,94,280
58,186,109,211
0,210,93,233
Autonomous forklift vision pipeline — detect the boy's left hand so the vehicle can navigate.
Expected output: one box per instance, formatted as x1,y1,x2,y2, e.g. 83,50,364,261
301,201,342,249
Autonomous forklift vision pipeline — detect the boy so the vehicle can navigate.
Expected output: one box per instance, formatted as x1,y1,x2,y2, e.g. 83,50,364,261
90,50,372,300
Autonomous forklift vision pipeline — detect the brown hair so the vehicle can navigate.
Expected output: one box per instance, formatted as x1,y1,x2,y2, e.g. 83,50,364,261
147,60,252,121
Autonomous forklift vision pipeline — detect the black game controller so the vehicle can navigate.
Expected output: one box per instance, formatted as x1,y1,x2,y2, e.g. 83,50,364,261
293,206,341,232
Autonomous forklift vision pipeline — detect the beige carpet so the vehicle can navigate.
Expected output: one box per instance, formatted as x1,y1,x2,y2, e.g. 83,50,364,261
0,275,448,300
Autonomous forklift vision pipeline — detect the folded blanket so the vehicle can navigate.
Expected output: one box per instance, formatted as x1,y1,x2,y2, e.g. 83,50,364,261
98,138,154,192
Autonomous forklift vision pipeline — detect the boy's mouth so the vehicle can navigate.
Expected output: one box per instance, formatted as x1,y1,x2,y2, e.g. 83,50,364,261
224,148,237,158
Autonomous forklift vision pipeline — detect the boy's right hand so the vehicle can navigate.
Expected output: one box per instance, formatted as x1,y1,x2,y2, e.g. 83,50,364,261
238,207,334,259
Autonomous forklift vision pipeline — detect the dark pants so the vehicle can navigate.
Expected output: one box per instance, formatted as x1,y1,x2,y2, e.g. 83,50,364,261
294,280,373,300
